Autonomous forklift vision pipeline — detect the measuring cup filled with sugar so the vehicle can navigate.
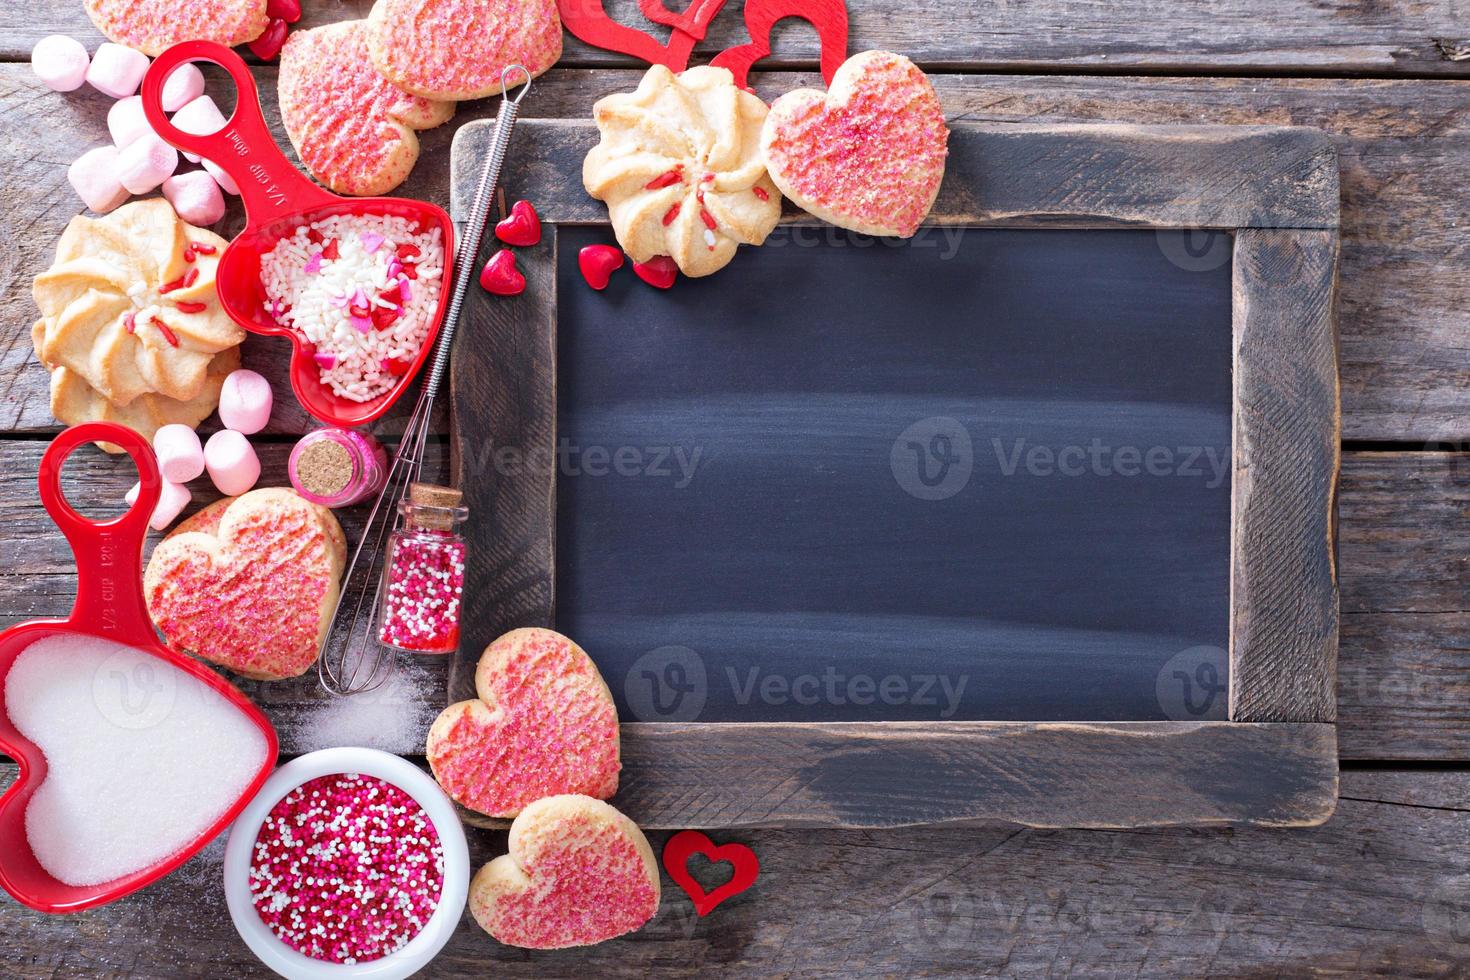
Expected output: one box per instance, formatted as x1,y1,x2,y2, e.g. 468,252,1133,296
0,422,277,913
139,41,455,429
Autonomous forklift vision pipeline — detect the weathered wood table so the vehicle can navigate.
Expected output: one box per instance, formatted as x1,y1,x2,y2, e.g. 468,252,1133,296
2,2,1468,975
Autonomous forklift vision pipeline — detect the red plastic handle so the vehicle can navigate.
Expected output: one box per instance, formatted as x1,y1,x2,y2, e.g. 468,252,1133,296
38,423,161,645
140,40,333,227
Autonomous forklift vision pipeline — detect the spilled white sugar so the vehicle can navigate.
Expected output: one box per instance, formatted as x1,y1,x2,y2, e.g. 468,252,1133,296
293,659,439,753
4,635,268,886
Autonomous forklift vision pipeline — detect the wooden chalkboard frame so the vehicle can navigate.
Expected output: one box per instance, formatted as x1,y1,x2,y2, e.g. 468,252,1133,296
449,120,1341,829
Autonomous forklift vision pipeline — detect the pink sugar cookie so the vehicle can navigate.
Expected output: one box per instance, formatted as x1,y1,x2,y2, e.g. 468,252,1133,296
144,488,346,680
84,0,268,57
365,0,562,101
468,795,659,949
427,628,620,819
278,21,455,196
761,50,949,238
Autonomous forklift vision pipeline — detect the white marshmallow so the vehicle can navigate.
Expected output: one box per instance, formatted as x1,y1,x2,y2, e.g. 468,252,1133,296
85,43,149,99
162,170,226,226
201,158,239,195
152,423,205,484
171,95,226,163
117,133,178,195
125,479,192,532
31,35,89,92
68,146,129,214
204,430,260,496
160,62,205,113
217,370,273,435
107,96,153,149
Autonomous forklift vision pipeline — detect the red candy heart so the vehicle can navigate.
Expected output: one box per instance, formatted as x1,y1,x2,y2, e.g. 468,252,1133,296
248,17,289,61
495,200,542,247
479,249,526,296
577,244,625,290
266,0,302,22
632,255,678,289
662,831,760,916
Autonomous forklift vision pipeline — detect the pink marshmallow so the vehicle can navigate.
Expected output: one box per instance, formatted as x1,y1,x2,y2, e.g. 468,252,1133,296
162,170,226,226
69,146,129,214
201,158,239,195
31,35,89,92
107,96,153,149
126,479,192,532
218,370,273,435
161,62,205,113
86,43,149,99
171,95,226,163
204,430,260,496
152,423,205,483
117,133,178,195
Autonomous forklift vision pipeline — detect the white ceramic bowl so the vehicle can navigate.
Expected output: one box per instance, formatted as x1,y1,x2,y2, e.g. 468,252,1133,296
223,747,470,979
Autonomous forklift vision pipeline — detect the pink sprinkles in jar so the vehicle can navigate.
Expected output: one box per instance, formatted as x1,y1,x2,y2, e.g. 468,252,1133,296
249,773,444,965
378,483,467,654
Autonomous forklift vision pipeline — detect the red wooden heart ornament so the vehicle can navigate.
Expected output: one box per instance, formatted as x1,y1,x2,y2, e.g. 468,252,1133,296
632,255,678,289
662,831,759,916
557,0,729,71
578,244,625,290
709,0,849,90
479,249,526,296
496,200,542,247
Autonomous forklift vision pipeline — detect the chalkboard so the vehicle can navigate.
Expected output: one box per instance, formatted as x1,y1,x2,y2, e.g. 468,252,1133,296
449,119,1341,829
554,226,1233,724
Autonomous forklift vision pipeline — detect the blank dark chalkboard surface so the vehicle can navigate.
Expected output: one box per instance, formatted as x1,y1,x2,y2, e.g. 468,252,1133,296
553,225,1234,724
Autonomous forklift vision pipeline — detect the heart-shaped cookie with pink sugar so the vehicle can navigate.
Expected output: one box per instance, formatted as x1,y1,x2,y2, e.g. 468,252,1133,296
427,628,620,819
469,795,660,949
761,50,949,238
144,489,345,680
85,0,267,56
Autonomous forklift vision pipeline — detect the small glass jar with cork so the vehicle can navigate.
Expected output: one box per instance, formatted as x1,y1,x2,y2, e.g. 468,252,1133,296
288,428,388,509
377,483,468,654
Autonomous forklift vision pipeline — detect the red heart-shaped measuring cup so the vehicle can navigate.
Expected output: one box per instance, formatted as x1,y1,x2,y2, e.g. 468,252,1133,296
0,422,278,913
139,41,455,428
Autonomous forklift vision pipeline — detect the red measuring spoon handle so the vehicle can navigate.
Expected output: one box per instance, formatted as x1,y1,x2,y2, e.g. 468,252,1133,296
140,40,334,227
38,423,161,645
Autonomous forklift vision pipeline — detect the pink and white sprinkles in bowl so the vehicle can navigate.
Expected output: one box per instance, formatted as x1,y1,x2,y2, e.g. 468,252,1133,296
249,772,445,965
259,214,443,402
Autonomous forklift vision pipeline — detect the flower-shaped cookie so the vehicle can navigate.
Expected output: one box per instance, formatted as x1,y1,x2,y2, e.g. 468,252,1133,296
583,65,782,278
32,199,243,408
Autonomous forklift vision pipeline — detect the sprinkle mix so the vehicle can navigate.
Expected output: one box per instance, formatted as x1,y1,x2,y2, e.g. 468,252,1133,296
123,240,218,347
250,773,444,965
379,534,465,652
259,214,443,402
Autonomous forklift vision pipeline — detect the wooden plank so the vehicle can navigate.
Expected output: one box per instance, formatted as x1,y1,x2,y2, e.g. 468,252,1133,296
463,119,1339,229
1,67,1462,441
3,766,1470,976
1229,229,1340,723
2,0,1468,75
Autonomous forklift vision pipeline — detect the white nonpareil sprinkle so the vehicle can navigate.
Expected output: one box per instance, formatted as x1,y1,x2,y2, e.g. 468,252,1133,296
4,635,269,886
259,214,444,402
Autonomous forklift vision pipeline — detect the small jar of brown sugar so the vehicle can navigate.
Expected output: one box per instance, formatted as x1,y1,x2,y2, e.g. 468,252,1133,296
288,428,388,508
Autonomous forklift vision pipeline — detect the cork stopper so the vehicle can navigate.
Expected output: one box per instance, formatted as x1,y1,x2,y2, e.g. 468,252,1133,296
294,437,354,497
407,482,464,530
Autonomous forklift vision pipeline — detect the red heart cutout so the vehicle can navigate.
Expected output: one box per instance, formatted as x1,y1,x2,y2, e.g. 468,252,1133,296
495,200,542,247
632,254,677,289
479,249,526,296
578,244,625,290
662,831,759,916
709,0,849,90
558,0,728,71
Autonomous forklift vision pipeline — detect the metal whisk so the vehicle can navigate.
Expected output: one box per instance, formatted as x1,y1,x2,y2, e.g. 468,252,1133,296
318,66,533,696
